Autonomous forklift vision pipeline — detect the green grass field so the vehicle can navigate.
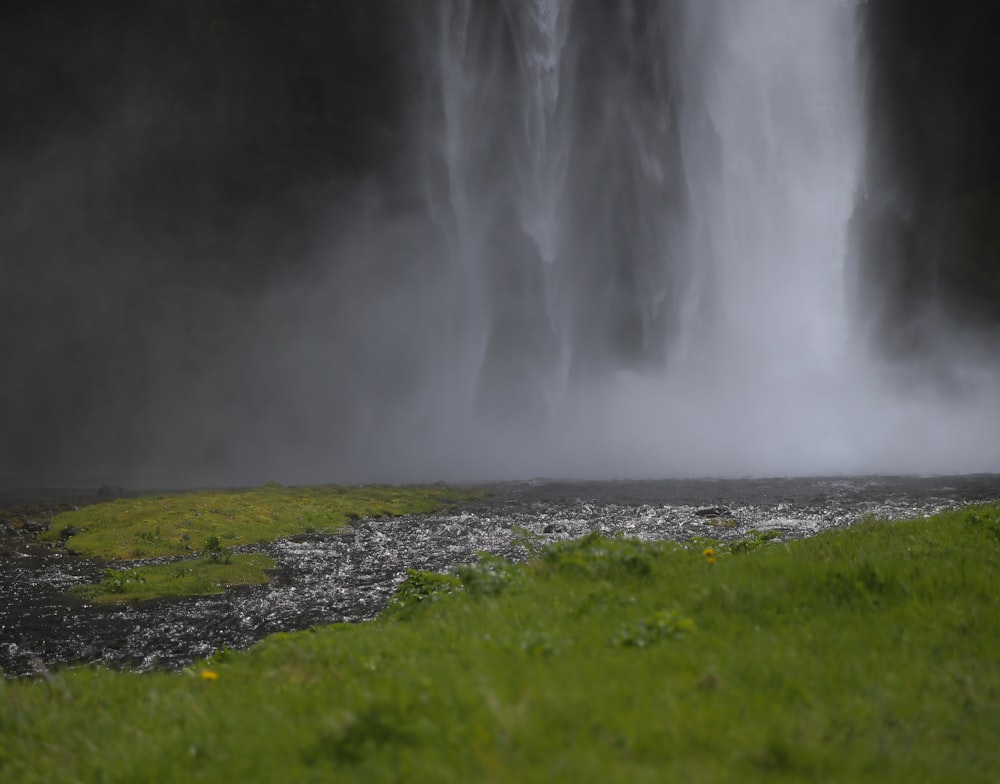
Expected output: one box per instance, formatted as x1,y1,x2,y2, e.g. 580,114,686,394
3,503,999,782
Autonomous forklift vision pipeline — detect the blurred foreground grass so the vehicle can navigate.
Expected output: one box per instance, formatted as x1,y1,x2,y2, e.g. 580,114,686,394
4,503,999,782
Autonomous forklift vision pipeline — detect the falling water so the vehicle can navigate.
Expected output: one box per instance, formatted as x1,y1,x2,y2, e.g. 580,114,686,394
677,1,859,376
402,0,868,476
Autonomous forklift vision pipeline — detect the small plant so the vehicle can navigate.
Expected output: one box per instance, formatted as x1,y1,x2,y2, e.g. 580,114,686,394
317,706,415,763
966,508,1000,542
519,632,558,657
203,535,232,564
456,552,520,596
100,567,147,595
209,646,235,665
388,569,462,617
730,529,780,554
511,525,544,557
689,535,720,551
542,532,670,581
613,609,695,648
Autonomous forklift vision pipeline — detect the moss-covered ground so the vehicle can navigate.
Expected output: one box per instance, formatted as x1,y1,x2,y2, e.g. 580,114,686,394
3,503,999,782
41,483,479,601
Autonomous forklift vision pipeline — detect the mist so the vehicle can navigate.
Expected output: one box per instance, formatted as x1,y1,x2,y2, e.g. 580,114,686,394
1,1,998,487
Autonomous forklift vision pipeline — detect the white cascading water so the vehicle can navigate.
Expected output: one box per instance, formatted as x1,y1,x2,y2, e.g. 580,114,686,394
678,1,858,377
660,0,866,474
407,0,865,477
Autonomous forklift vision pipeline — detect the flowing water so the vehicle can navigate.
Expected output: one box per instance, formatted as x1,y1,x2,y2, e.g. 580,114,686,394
3,476,999,677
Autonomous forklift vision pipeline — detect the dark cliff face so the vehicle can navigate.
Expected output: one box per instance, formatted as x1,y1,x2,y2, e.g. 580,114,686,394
0,0,407,283
856,0,1000,347
0,1,412,481
865,0,1000,197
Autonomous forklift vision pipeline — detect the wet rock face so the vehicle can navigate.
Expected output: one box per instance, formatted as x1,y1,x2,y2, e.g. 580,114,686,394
2,475,999,678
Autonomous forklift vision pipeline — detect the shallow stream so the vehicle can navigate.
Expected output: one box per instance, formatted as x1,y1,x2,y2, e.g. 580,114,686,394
2,475,999,677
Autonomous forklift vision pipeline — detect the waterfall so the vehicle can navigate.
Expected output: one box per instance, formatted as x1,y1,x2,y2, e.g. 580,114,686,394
660,0,865,472
404,0,865,475
677,1,860,378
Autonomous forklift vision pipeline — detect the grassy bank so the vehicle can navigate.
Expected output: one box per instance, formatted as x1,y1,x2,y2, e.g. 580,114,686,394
3,503,999,782
71,554,277,603
41,483,479,601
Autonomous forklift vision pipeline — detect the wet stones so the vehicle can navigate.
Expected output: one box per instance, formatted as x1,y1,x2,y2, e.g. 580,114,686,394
694,506,730,518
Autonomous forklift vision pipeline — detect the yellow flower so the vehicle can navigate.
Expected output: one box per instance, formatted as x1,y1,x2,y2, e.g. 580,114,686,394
200,670,219,681
702,547,717,564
